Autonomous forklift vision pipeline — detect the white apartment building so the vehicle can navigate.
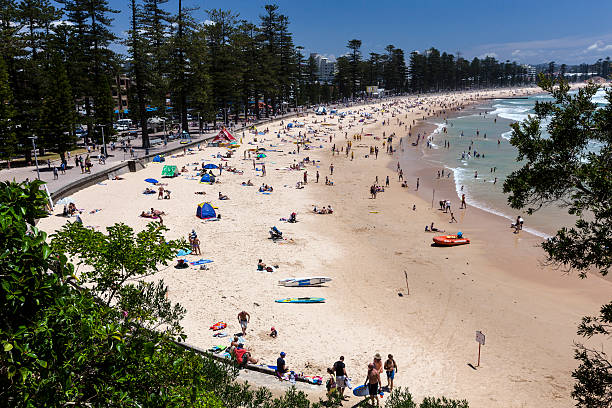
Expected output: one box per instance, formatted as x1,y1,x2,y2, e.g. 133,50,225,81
310,53,336,84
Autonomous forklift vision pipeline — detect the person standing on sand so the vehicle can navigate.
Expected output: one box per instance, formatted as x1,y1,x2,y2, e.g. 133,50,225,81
237,311,250,336
158,186,164,200
399,169,403,181
333,356,348,400
384,354,398,391
262,164,266,177
460,194,467,209
416,177,420,191
365,363,381,407
330,163,334,175
385,175,389,187
303,171,307,184
316,170,319,183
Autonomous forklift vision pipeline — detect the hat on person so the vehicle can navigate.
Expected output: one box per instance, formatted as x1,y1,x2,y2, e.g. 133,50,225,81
374,353,382,360
280,352,286,357
271,327,275,331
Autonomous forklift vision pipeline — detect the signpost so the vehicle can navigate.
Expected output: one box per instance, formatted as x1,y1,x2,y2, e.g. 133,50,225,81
475,331,485,367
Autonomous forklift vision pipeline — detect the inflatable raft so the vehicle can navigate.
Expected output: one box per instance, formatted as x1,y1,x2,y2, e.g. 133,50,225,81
433,235,470,246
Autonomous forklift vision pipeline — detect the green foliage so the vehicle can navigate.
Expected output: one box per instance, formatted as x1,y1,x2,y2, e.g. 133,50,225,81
571,301,612,408
384,387,418,408
419,396,469,408
503,77,612,276
39,55,76,161
0,56,16,163
503,76,612,406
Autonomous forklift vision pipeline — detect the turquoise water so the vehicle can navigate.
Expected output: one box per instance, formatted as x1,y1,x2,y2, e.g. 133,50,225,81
425,88,608,237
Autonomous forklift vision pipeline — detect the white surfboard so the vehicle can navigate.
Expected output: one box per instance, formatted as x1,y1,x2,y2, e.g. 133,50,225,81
278,277,332,287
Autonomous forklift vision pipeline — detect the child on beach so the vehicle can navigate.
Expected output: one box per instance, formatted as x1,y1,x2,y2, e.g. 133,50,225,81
384,354,398,391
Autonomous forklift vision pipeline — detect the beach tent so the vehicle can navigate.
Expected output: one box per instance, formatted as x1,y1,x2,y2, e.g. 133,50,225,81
196,202,216,219
315,106,327,115
162,165,178,177
203,163,219,169
212,128,236,143
152,155,165,162
145,178,159,184
200,173,214,183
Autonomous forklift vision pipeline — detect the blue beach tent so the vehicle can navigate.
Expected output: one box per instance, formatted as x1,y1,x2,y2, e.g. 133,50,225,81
196,202,216,219
203,163,218,169
200,173,214,183
152,155,165,162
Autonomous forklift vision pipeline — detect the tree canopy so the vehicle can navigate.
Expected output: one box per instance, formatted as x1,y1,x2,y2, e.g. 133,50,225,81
503,76,612,407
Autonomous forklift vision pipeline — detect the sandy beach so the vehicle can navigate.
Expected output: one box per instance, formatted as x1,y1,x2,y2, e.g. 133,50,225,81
39,87,612,407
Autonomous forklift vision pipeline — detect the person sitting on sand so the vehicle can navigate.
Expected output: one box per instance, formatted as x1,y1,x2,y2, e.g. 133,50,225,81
194,191,206,195
425,222,444,232
257,259,266,271
234,345,258,367
327,205,334,214
296,181,304,189
218,192,229,200
325,177,334,186
163,190,171,199
144,187,156,194
288,212,297,223
270,327,278,338
276,352,288,379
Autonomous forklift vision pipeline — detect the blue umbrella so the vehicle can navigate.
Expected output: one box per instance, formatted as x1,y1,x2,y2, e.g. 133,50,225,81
145,178,159,184
203,163,218,169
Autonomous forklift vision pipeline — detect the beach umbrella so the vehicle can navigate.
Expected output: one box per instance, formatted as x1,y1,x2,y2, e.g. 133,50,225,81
56,197,75,205
203,163,218,169
145,178,159,184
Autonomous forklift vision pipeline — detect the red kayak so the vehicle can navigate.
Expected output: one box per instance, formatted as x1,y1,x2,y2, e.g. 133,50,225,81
433,235,470,246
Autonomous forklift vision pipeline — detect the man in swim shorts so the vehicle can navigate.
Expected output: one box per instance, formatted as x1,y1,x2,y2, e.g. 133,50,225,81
366,363,381,406
237,310,250,336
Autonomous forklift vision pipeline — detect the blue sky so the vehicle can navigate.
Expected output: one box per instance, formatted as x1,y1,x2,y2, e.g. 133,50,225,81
106,0,612,64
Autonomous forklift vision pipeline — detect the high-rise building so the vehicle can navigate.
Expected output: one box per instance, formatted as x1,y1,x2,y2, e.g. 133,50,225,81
310,53,336,84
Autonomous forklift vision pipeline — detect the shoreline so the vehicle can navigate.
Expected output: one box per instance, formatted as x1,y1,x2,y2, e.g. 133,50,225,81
37,87,612,407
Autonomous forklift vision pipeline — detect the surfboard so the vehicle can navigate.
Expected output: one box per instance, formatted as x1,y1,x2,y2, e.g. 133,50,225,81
353,384,384,397
353,385,370,397
278,277,332,287
275,297,325,303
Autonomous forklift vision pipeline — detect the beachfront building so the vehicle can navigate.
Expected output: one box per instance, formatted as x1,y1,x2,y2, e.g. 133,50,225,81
310,53,336,84
112,75,131,119
523,65,537,82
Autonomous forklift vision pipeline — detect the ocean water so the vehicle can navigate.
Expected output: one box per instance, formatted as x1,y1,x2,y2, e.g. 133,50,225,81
424,88,609,238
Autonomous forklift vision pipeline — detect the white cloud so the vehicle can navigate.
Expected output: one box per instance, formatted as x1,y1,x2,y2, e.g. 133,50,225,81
585,40,612,52
478,52,498,59
466,33,612,64
203,19,215,26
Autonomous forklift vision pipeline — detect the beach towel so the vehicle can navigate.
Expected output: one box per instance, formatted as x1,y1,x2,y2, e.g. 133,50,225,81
177,249,192,257
189,259,213,266
210,322,227,331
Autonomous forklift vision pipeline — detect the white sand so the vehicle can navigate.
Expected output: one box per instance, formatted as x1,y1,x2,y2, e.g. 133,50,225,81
39,87,612,407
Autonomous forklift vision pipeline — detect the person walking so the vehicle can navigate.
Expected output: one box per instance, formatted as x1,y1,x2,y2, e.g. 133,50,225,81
416,177,420,191
460,193,467,209
333,356,348,400
365,363,381,407
237,310,250,336
316,170,319,183
53,166,59,180
330,163,334,175
384,354,398,391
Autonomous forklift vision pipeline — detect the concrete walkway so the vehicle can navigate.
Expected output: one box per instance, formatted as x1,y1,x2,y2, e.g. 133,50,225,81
0,111,304,194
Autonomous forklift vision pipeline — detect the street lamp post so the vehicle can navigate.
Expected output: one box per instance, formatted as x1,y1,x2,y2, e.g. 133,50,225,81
29,136,40,180
198,112,201,138
98,124,107,158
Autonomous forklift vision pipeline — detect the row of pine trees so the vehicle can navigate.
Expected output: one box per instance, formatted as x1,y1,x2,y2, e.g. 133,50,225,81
0,0,534,166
